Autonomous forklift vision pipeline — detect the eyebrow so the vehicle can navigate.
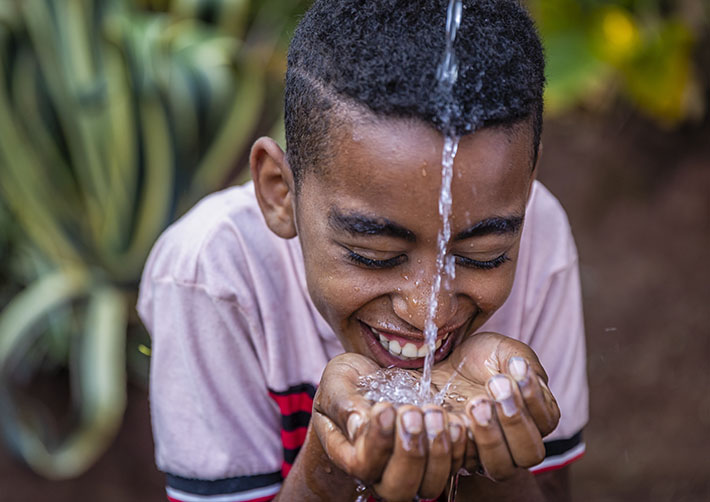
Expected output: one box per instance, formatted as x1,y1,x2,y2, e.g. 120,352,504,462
453,216,524,241
328,209,416,242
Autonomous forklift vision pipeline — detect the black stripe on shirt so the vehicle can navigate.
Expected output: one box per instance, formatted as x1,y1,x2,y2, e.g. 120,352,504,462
281,410,311,431
544,430,583,457
283,447,300,465
268,383,317,397
165,470,282,495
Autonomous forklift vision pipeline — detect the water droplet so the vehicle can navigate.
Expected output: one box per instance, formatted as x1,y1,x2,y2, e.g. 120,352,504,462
357,0,469,409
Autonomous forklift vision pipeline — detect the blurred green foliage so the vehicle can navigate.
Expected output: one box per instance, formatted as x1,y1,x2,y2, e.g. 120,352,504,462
0,0,307,479
529,0,708,125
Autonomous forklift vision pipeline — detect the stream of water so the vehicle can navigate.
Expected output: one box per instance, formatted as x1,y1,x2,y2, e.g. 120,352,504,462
356,1,465,500
360,0,463,408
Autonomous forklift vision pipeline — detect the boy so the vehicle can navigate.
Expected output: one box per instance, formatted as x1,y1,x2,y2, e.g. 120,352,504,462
138,0,588,500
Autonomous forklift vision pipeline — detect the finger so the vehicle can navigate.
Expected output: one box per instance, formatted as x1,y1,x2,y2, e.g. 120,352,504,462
466,398,517,481
353,403,397,482
418,406,451,500
460,412,479,475
487,374,546,469
374,406,426,502
507,357,561,437
313,401,396,482
314,372,375,439
448,413,467,477
313,410,358,474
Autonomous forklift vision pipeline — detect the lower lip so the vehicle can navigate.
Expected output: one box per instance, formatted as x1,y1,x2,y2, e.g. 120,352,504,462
360,322,456,369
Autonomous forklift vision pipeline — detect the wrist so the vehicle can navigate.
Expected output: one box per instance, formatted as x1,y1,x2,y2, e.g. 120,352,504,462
276,423,358,501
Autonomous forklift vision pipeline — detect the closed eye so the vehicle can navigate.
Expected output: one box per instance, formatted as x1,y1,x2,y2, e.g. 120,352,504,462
344,249,407,269
455,253,510,270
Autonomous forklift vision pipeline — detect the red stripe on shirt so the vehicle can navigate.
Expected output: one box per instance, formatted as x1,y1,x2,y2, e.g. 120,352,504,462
167,494,276,502
366,497,436,502
268,391,314,415
281,426,308,450
532,449,585,475
281,461,292,478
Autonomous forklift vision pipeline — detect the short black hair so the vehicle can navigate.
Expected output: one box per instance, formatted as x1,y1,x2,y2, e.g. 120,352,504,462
284,0,545,187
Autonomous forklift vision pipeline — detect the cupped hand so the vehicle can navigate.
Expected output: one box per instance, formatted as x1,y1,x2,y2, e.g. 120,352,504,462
431,331,561,481
311,353,467,501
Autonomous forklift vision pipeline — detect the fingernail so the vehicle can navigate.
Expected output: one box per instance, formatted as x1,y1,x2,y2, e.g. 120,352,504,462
489,375,518,417
488,375,512,400
402,410,423,434
378,407,395,433
424,410,444,438
471,400,492,426
347,413,363,441
450,423,462,442
509,357,528,382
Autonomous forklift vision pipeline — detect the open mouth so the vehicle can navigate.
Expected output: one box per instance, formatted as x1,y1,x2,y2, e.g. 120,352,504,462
360,321,457,369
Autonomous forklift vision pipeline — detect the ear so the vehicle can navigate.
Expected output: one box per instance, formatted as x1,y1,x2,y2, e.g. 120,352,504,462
250,137,297,239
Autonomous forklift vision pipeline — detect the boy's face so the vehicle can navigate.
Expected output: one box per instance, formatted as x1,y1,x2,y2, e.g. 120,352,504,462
293,118,536,369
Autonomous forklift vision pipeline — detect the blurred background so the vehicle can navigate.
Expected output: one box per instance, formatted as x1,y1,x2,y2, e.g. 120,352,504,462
0,0,708,501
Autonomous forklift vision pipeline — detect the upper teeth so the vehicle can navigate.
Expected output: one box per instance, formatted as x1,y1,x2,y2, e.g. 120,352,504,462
373,327,450,360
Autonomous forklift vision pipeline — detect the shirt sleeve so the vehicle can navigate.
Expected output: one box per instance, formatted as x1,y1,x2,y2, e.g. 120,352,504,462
525,259,588,473
139,278,284,501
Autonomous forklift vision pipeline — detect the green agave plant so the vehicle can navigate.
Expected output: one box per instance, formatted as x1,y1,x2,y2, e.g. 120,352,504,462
0,0,305,479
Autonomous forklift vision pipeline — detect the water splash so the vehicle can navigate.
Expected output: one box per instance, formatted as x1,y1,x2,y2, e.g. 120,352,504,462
354,3,466,500
420,0,463,402
359,0,464,406
358,367,444,408
436,0,463,127
420,135,459,401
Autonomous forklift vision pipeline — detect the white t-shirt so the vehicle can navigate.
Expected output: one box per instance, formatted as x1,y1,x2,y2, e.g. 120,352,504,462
137,180,588,501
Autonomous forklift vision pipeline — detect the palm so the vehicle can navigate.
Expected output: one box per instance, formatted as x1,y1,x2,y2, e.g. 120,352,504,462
430,332,542,412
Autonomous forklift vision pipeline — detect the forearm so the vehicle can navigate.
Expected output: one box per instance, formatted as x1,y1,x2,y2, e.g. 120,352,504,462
275,425,358,501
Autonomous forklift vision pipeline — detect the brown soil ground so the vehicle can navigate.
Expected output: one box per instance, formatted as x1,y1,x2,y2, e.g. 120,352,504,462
1,110,709,501
540,111,710,501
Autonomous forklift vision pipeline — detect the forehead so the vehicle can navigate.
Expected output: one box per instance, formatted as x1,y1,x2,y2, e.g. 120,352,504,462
297,117,534,227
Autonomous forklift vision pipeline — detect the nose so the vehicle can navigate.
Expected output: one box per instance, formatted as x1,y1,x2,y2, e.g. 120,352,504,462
392,274,458,333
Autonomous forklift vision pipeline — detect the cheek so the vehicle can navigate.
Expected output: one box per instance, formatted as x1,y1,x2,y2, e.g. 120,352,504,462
476,241,523,311
466,267,516,313
304,257,372,325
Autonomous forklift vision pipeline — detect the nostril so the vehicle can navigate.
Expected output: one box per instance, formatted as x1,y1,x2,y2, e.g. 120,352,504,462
391,291,428,330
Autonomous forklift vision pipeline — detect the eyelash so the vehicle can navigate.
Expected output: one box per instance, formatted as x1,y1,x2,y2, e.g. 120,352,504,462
455,253,511,270
345,250,510,270
345,250,406,269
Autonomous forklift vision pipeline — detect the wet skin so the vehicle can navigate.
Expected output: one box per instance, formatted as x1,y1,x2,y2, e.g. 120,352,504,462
250,116,561,501
293,118,532,366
